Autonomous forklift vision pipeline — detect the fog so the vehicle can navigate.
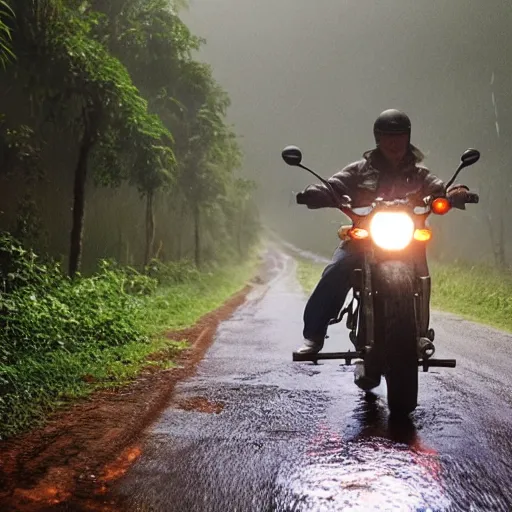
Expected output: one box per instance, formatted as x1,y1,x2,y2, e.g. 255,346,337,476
182,0,512,263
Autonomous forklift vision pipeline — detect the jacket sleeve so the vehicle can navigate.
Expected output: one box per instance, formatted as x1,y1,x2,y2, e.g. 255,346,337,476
416,166,445,198
298,163,358,209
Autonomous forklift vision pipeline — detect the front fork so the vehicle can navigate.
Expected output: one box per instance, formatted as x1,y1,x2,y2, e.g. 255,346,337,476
349,261,434,357
416,276,436,358
416,276,431,338
348,253,373,352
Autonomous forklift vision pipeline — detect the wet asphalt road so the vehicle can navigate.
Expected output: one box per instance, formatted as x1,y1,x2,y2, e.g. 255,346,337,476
109,247,512,512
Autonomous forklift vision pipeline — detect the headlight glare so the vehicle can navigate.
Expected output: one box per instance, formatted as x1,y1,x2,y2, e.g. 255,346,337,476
369,212,415,251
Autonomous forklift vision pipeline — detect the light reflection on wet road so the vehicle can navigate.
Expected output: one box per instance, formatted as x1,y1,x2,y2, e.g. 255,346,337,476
108,247,512,511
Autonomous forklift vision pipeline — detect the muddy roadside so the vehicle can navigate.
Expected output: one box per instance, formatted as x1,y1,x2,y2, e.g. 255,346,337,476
0,253,275,512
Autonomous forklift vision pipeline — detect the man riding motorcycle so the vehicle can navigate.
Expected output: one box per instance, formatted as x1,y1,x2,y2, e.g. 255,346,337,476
295,109,477,355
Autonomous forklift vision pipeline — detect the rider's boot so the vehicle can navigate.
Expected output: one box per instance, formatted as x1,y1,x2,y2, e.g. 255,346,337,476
296,336,324,355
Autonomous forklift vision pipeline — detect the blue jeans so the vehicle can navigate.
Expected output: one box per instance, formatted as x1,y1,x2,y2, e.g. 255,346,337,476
303,242,361,341
303,241,429,341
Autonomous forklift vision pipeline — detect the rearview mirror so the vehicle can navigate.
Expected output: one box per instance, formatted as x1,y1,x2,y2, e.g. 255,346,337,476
460,149,480,167
445,148,481,190
282,146,303,166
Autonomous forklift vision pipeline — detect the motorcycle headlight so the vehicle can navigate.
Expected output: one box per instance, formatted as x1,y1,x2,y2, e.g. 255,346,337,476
369,212,415,251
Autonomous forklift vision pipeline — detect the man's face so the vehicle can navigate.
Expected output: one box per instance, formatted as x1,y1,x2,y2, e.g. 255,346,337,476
377,133,409,164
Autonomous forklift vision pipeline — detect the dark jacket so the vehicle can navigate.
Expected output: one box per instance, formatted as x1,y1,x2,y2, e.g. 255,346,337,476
299,147,445,209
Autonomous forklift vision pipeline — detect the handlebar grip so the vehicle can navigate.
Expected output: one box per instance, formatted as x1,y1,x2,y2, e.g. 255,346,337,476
466,192,479,204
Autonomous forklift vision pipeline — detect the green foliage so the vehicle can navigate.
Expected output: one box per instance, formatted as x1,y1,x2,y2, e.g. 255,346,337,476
0,234,152,436
0,117,46,249
0,0,259,273
0,0,261,439
90,0,251,232
0,117,42,181
0,336,184,439
138,256,258,334
0,235,258,438
10,1,177,186
12,196,47,250
146,257,200,286
54,5,176,190
0,0,14,67
0,234,156,365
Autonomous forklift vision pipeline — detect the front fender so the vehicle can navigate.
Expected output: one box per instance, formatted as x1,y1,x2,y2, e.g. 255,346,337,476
357,259,418,353
371,260,415,297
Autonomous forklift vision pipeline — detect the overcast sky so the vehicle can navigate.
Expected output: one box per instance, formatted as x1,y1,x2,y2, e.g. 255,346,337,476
183,0,511,258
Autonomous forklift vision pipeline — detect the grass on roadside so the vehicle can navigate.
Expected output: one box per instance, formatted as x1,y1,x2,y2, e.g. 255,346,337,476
0,234,258,439
430,261,512,331
296,259,324,294
296,257,512,333
140,260,257,335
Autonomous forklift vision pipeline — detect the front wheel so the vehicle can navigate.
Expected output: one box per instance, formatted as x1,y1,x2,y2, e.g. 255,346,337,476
373,261,418,415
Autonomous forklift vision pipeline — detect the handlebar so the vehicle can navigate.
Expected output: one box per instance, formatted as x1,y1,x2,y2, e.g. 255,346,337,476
465,192,479,204
339,195,430,216
339,190,478,217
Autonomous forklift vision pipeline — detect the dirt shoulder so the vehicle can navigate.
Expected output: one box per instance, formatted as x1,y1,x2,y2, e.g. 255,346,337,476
0,276,260,511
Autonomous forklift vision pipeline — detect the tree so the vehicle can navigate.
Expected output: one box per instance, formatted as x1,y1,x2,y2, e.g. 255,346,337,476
0,1,14,67
129,143,175,267
0,117,45,249
0,0,258,273
8,1,176,276
89,0,257,265
484,72,507,267
86,0,197,266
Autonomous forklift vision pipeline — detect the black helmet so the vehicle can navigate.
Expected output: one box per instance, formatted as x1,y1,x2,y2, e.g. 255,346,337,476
373,109,411,141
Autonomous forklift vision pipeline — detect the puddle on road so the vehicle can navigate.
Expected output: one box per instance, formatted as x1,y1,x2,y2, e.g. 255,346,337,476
280,437,449,510
276,398,451,511
176,396,225,414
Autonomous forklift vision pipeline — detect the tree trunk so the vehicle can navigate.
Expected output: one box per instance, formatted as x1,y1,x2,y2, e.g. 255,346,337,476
117,225,124,264
175,197,184,260
125,239,132,266
498,214,506,268
485,187,508,269
176,203,184,260
144,189,155,268
194,203,200,268
486,210,507,268
68,117,94,278
237,205,245,257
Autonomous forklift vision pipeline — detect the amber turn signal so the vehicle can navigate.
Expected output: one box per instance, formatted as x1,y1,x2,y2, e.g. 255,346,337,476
414,229,432,242
348,227,369,240
431,197,451,215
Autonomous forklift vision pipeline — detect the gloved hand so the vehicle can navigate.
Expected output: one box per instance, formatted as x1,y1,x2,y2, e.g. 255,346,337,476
447,184,479,209
295,185,341,209
464,191,479,204
296,190,309,205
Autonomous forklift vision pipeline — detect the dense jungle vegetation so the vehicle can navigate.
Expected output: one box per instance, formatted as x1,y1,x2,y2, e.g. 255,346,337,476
0,0,260,437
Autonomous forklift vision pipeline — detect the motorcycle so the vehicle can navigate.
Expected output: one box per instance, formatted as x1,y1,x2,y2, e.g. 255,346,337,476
282,145,480,414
